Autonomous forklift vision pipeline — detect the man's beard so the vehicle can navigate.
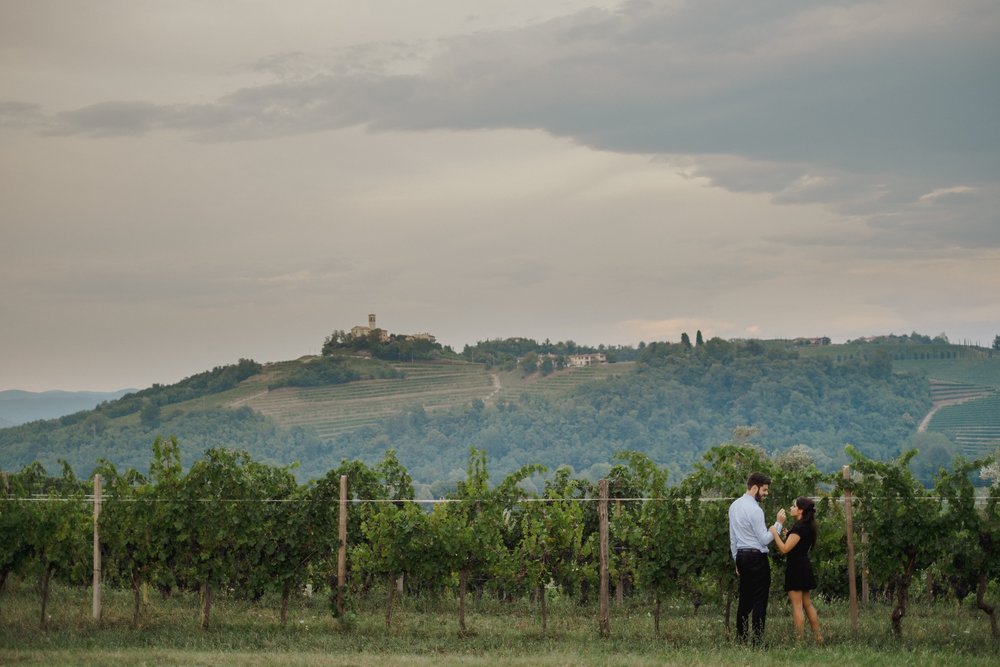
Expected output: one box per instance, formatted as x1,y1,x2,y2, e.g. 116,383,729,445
754,490,765,502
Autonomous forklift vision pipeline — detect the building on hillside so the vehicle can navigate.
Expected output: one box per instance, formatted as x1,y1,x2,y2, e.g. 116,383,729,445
403,333,437,343
349,313,436,344
792,337,831,346
351,313,390,342
567,353,607,367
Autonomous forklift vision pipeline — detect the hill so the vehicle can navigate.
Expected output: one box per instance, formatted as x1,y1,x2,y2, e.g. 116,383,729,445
0,338,997,487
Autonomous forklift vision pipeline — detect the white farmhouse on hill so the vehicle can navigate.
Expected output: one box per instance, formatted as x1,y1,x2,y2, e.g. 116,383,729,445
567,353,607,367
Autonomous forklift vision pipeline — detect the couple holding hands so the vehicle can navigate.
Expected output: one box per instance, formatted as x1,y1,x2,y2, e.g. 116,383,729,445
728,472,823,646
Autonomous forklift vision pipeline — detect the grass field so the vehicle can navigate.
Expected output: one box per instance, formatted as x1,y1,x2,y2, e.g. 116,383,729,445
1,580,997,666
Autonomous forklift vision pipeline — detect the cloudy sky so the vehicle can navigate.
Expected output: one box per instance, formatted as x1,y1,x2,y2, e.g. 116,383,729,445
2,0,998,392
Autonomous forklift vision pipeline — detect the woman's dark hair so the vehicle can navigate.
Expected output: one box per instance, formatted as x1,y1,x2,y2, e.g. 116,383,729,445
795,496,817,545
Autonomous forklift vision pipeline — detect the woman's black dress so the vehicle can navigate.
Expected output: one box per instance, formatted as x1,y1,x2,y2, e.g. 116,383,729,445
784,522,817,592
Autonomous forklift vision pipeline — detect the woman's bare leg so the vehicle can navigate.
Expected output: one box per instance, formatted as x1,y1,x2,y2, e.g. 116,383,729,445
802,591,823,643
788,590,805,640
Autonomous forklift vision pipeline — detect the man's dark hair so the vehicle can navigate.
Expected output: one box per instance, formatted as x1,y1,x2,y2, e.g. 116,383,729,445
746,472,771,489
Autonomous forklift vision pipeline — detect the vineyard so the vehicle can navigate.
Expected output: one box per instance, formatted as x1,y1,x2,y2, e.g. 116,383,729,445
171,358,634,440
494,363,633,403
927,394,1000,458
240,360,495,439
2,438,998,658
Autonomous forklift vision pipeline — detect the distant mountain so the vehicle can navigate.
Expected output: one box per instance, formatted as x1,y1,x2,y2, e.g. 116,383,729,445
0,389,135,426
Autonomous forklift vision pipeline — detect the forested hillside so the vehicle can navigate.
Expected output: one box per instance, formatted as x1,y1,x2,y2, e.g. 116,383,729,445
325,339,930,486
0,337,965,487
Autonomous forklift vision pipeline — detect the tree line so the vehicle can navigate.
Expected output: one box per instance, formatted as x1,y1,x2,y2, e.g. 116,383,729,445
1,437,997,640
0,336,973,488
331,339,935,487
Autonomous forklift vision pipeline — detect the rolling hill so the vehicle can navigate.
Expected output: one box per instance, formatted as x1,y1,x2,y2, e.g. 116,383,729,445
1,340,997,485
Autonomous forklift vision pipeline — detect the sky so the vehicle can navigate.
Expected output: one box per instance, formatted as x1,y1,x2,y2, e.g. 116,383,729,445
1,0,999,393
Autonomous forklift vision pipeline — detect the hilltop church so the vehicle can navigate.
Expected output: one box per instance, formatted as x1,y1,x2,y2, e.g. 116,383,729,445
351,314,390,343
350,313,436,344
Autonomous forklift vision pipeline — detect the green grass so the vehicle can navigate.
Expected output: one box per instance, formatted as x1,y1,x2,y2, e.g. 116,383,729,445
1,580,997,666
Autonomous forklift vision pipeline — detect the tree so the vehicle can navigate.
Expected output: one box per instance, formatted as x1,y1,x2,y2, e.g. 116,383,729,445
18,462,90,630
696,330,704,347
177,448,269,628
95,458,157,627
993,334,1000,351
610,451,681,635
521,352,538,376
843,446,944,638
935,456,1000,638
0,465,37,619
681,332,692,349
516,466,587,632
139,401,161,429
433,449,542,631
243,460,302,625
354,502,430,629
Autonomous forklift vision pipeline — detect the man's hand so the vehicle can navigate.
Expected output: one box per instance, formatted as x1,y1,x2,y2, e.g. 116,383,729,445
735,565,740,577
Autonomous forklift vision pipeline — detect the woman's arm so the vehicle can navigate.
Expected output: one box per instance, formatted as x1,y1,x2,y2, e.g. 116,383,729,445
770,525,801,555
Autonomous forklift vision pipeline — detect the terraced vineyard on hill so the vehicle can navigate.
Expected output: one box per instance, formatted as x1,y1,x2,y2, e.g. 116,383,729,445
926,386,1000,458
237,360,496,439
906,356,1000,459
494,362,634,403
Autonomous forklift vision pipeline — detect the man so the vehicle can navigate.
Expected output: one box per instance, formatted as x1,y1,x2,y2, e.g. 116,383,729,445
729,471,785,645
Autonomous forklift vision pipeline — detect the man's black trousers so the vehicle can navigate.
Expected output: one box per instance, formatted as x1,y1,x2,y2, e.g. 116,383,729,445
735,550,770,644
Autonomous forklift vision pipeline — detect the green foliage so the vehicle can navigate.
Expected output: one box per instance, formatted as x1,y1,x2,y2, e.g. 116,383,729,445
0,462,90,628
842,446,946,637
461,338,638,369
0,406,326,482
328,341,930,485
8,436,1000,644
268,356,362,389
268,356,404,390
323,330,446,362
99,359,263,418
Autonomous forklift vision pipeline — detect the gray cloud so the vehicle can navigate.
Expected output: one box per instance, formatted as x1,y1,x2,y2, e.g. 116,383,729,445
8,0,1000,247
0,102,49,130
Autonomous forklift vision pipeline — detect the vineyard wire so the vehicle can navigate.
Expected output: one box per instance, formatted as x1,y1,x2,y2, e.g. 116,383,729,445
2,494,986,505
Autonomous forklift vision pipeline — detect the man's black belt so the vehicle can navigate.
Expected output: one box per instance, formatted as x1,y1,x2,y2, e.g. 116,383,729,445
737,548,765,554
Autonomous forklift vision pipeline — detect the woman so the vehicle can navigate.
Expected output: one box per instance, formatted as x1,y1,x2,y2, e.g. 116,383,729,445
770,497,823,644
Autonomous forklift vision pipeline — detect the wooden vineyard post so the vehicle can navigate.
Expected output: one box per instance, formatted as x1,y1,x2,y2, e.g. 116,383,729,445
92,473,102,622
615,498,624,605
337,474,347,619
598,479,610,637
861,528,870,606
843,465,858,632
